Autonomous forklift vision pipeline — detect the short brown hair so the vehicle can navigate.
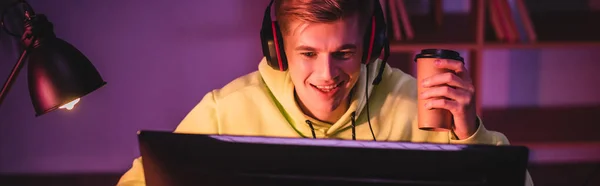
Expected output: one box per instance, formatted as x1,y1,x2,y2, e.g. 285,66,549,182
274,0,374,35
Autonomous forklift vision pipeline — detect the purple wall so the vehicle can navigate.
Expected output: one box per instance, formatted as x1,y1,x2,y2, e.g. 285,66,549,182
0,0,268,173
0,0,599,174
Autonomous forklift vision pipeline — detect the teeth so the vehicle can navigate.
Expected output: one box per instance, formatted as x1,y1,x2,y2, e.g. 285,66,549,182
315,84,338,89
313,83,340,92
318,88,332,92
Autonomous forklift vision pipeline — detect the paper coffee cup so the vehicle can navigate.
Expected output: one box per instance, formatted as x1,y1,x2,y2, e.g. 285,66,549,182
414,49,464,131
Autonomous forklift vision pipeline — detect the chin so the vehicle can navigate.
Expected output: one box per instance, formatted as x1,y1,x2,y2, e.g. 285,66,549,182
322,100,344,112
306,101,334,112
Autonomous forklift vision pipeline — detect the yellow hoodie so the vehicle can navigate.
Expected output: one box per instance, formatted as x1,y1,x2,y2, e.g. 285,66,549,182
117,58,533,186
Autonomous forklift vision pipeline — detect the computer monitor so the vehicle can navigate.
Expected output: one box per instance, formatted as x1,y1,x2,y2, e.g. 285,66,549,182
137,130,529,186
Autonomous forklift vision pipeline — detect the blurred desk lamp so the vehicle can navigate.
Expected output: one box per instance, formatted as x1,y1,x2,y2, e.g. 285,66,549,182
0,0,106,116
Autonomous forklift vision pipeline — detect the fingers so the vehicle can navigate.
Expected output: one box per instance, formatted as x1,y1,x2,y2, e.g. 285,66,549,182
433,59,471,82
420,86,473,106
424,99,465,116
422,72,475,93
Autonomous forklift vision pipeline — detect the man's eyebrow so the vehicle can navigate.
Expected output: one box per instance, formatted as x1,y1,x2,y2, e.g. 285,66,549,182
294,44,357,51
295,45,316,51
337,44,357,50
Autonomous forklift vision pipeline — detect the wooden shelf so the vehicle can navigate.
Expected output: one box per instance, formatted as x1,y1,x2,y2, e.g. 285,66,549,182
383,0,600,117
384,2,600,173
529,11,600,42
515,141,600,164
389,42,477,52
485,10,600,43
390,41,600,51
388,0,600,49
483,41,600,49
481,106,600,143
399,13,477,44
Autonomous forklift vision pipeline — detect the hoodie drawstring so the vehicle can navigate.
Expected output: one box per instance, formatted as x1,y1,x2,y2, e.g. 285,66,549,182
351,111,356,140
305,111,358,140
305,120,316,139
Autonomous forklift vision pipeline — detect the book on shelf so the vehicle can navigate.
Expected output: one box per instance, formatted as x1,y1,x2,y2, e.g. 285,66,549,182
431,0,444,27
396,0,414,40
387,0,403,40
513,0,537,42
385,0,414,41
381,0,540,45
488,0,506,41
488,0,537,43
493,0,517,43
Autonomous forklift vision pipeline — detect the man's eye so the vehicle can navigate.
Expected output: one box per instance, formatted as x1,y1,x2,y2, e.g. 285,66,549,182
333,52,355,59
301,52,316,57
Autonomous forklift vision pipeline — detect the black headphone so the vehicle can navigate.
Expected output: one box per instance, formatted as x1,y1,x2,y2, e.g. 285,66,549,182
260,0,390,85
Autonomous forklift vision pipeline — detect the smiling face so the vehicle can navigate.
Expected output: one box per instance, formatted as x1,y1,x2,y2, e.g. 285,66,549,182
283,15,363,123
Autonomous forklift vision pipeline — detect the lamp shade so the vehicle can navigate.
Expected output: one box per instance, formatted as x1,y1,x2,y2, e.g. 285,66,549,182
27,35,106,116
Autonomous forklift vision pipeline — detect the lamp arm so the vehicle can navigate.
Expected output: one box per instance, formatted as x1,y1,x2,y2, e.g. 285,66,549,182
0,46,30,108
0,1,38,108
0,30,36,107
0,0,38,108
1,0,36,38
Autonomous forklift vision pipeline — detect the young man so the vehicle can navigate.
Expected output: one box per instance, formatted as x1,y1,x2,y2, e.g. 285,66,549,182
118,0,533,185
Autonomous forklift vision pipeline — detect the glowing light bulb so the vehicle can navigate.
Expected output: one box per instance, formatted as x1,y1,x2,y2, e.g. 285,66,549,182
60,98,81,110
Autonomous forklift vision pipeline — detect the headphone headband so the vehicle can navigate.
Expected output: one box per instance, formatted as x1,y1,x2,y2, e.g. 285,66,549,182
262,0,275,30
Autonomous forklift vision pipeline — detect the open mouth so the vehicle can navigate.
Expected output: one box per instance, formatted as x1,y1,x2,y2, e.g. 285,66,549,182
311,81,344,93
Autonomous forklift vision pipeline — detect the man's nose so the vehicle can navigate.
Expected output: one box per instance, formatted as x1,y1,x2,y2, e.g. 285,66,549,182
314,55,339,80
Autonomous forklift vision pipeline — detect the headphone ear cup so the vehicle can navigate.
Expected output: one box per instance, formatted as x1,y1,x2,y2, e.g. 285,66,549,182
362,4,387,65
372,16,386,63
361,18,375,65
273,22,288,71
362,17,384,65
260,20,288,71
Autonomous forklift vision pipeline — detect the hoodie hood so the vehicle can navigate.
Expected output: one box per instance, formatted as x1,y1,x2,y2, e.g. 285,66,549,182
258,57,385,137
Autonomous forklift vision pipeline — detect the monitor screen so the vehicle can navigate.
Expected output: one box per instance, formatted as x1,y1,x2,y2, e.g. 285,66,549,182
137,130,529,186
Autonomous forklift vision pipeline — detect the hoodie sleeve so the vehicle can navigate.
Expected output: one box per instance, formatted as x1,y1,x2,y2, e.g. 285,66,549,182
448,116,509,145
116,92,220,186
